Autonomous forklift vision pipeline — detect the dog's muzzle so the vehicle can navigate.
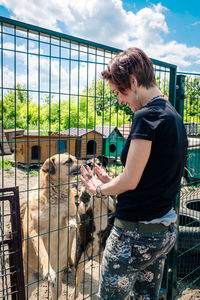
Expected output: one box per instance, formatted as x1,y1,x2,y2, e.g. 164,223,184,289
80,191,91,204
70,166,81,176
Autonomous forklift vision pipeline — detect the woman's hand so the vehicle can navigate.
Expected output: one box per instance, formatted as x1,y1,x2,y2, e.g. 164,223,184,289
80,165,102,195
93,163,112,184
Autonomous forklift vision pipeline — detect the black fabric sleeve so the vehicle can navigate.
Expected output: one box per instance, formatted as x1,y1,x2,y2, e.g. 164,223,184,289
130,108,160,142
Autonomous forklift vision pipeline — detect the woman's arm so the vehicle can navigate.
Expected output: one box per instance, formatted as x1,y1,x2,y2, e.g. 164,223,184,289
100,139,152,195
80,139,152,196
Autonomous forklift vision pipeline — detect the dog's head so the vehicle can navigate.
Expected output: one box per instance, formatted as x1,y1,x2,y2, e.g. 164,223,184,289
86,155,109,170
41,153,83,186
77,155,109,207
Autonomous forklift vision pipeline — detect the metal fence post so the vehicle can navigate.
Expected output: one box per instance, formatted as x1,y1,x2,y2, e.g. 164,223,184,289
169,67,177,107
166,76,186,299
176,75,186,118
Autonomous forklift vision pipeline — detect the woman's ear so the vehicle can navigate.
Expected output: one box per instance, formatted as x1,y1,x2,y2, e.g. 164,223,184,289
130,75,137,87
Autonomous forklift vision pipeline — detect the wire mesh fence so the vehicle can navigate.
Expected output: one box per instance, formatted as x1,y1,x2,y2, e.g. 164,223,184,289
176,72,200,297
0,16,199,299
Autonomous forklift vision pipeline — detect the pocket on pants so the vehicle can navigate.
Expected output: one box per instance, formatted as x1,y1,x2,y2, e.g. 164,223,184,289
106,228,133,265
130,230,177,269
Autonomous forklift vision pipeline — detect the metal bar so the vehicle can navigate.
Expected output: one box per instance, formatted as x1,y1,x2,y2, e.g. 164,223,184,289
13,187,25,299
1,21,4,188
177,71,200,76
169,67,177,107
175,75,185,118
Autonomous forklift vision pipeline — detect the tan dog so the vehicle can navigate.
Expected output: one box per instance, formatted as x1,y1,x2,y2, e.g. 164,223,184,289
20,153,81,299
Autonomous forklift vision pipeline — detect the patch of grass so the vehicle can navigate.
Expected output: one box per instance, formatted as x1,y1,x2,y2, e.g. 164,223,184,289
0,159,12,172
188,182,200,191
29,170,39,177
107,162,124,176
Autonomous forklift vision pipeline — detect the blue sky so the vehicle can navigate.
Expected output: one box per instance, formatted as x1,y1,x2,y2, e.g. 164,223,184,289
122,0,200,47
0,0,200,74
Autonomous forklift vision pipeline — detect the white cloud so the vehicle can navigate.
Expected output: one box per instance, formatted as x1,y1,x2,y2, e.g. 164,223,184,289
147,41,200,69
191,21,200,26
0,0,168,48
0,0,200,71
1,41,96,100
129,4,168,48
0,0,73,31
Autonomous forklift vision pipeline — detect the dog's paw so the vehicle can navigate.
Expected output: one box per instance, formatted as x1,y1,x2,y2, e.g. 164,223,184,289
69,219,77,229
43,267,57,286
48,269,57,287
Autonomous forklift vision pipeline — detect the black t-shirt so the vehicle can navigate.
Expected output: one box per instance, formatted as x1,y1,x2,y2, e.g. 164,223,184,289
116,98,187,222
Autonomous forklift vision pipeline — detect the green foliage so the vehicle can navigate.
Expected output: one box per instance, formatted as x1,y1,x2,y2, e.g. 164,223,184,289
184,76,200,122
0,80,132,131
1,76,199,132
0,84,29,129
107,161,124,176
29,170,39,177
156,76,169,96
86,80,120,115
0,159,12,171
86,79,133,123
155,74,200,123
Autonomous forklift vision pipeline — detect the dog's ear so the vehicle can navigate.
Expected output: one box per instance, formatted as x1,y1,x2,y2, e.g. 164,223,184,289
42,157,56,175
97,155,109,167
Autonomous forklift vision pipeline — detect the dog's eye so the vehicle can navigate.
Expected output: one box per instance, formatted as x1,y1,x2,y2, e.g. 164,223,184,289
65,158,73,164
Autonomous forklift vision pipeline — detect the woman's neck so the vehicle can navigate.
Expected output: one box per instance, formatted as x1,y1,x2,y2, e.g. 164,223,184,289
139,86,164,107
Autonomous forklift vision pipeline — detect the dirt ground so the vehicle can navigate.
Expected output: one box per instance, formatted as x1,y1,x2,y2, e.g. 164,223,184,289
0,154,200,299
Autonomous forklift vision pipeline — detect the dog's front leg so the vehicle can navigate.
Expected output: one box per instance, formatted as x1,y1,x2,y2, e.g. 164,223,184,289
104,195,116,212
30,228,56,286
67,217,78,268
69,251,85,299
50,271,63,300
68,218,77,229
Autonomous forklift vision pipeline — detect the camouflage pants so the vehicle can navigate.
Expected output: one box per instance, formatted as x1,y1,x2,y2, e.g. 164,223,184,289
97,224,177,300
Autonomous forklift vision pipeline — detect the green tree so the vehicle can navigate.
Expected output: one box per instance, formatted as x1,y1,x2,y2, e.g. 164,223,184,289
156,75,169,96
184,76,200,122
0,84,30,129
85,79,133,121
86,80,116,116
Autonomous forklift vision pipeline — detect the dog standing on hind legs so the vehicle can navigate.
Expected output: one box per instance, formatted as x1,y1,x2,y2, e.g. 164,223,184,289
20,153,81,299
70,157,116,299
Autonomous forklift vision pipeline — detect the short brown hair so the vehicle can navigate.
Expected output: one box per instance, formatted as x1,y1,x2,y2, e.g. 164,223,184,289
101,47,156,93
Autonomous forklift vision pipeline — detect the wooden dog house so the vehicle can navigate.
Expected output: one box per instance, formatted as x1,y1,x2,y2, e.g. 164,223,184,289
13,128,103,165
118,123,132,140
4,128,24,152
51,128,103,159
13,134,66,165
95,126,125,158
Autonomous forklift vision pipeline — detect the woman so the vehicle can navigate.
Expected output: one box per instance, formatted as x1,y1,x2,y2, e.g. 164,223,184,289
80,47,187,300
